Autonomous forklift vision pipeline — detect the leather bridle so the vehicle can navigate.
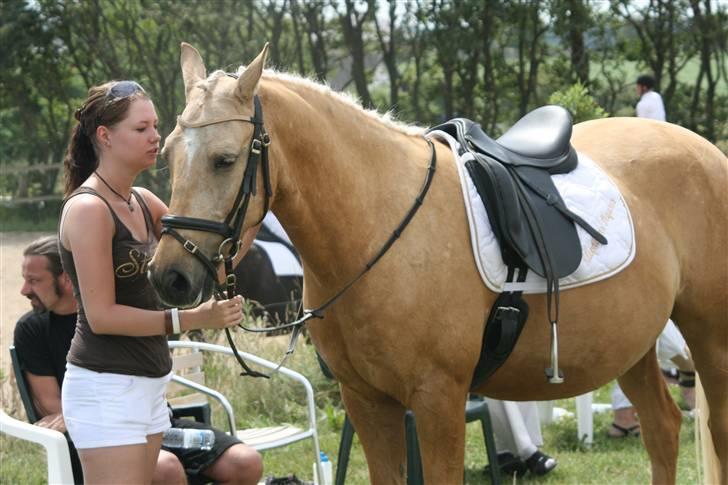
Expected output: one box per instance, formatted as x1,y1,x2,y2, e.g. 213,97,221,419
161,95,272,378
160,90,439,379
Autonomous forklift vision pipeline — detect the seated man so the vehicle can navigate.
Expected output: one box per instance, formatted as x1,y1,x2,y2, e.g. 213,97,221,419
14,235,263,484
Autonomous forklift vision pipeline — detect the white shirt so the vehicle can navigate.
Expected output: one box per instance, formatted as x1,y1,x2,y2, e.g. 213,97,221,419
636,91,666,121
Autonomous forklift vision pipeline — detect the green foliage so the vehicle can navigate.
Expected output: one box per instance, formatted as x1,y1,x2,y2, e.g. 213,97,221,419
549,82,609,123
1,0,725,207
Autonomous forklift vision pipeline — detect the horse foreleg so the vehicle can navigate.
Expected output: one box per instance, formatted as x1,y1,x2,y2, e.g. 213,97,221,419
340,385,407,485
618,346,681,484
409,380,468,485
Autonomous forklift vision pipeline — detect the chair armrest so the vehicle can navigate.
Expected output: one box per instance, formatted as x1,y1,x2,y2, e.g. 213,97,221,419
167,341,320,452
0,409,74,484
170,374,237,434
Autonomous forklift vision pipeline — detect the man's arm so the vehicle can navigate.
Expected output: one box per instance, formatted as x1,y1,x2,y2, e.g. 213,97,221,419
25,372,66,432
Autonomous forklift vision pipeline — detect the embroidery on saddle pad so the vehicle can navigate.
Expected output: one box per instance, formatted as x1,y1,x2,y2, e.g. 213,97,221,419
427,130,636,294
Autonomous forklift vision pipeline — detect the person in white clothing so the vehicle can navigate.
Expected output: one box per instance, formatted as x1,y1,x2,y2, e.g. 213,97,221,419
483,399,557,477
609,319,695,437
635,75,666,121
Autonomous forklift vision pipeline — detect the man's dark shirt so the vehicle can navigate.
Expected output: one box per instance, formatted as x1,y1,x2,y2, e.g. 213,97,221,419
13,310,76,387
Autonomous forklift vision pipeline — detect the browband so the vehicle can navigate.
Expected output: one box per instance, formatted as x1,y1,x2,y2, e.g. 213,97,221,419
177,115,261,129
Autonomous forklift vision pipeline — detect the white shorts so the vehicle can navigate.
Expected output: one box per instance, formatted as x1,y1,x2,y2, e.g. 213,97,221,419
62,363,172,449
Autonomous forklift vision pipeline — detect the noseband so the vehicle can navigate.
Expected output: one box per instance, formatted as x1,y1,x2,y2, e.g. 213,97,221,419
161,95,272,378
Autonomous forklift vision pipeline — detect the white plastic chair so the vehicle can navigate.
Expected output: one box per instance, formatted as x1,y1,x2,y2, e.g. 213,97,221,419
538,392,610,445
0,409,74,484
167,340,324,478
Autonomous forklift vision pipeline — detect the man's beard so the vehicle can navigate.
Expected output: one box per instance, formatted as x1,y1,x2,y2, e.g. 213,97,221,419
28,278,63,313
28,294,48,313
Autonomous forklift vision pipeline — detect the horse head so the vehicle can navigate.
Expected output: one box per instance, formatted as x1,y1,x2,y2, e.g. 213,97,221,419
149,43,272,307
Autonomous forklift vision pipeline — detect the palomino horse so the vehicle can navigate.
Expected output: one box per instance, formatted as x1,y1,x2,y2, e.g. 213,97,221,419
149,44,728,484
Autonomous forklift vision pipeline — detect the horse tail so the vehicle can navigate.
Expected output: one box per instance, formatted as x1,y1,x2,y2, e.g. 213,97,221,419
695,373,720,484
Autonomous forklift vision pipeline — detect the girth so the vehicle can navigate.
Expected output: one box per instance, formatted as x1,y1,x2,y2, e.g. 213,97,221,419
428,106,607,385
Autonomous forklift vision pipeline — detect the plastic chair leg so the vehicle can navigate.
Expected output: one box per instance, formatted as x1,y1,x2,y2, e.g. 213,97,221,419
466,399,501,485
405,411,424,485
334,415,355,485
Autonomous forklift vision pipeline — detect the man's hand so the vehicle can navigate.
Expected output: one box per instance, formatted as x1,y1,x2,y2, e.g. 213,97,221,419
35,413,66,432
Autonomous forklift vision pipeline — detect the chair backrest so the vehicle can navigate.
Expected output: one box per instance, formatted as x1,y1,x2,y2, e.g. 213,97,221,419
167,346,213,424
9,345,40,423
168,347,207,404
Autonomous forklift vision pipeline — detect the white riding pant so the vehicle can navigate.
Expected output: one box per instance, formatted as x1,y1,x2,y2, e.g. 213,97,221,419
612,319,689,409
485,399,542,460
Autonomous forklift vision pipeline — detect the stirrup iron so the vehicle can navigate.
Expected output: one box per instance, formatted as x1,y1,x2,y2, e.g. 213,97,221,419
545,321,564,384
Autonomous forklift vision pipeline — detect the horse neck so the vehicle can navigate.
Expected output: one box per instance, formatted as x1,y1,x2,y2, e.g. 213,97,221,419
260,81,428,285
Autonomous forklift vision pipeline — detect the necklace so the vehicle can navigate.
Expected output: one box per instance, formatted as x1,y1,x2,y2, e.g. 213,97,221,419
95,171,134,211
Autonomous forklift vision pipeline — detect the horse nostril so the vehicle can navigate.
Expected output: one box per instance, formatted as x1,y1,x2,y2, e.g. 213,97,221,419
165,269,191,295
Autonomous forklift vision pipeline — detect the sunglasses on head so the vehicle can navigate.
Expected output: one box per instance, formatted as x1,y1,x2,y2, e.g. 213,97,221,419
106,80,145,102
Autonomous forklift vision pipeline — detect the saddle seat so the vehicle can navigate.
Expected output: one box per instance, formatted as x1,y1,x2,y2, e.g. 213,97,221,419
482,105,576,173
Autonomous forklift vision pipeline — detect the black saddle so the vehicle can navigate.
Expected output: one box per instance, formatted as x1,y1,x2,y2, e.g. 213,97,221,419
429,105,605,280
428,105,607,386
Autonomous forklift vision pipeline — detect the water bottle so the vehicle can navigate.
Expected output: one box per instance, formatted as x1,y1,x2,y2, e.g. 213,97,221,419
313,451,333,485
162,427,215,451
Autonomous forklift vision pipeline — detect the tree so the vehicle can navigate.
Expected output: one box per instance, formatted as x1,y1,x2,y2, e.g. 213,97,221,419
373,0,401,108
338,0,375,108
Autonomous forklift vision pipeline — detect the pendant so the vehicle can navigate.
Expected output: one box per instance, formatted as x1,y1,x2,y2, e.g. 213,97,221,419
128,201,135,212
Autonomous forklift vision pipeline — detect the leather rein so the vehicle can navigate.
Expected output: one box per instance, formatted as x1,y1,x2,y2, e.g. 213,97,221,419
161,93,438,378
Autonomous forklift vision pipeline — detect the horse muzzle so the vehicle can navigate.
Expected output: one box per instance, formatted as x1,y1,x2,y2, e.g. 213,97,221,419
147,261,212,308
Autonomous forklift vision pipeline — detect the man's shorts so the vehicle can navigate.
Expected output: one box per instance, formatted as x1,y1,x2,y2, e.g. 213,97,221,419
62,363,172,449
164,418,242,485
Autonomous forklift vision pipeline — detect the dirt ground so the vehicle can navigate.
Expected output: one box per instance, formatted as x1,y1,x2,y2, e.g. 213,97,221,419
1,231,53,413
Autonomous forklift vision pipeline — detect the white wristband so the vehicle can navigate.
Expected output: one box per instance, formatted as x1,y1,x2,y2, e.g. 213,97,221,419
171,308,181,334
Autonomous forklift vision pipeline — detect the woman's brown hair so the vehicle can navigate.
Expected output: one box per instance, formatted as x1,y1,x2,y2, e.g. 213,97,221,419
63,81,149,196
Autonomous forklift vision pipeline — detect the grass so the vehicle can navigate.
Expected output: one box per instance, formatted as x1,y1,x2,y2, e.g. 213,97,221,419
0,330,701,484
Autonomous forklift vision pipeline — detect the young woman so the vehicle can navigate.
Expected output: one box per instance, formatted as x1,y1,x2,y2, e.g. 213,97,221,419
59,80,247,484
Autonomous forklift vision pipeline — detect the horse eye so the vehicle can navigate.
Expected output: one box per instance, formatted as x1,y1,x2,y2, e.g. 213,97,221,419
214,156,236,169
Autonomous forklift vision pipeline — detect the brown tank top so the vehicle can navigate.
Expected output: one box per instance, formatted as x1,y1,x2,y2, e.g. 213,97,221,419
60,187,172,377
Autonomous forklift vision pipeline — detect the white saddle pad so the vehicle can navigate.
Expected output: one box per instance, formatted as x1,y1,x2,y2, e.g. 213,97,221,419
427,130,636,294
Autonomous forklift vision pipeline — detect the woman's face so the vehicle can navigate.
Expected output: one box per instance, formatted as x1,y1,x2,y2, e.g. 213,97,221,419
104,98,160,170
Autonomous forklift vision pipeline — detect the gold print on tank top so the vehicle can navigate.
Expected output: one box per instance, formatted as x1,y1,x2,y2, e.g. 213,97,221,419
115,248,152,278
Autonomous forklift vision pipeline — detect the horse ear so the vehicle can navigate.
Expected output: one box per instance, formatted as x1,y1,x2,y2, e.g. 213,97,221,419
180,42,206,101
236,43,269,100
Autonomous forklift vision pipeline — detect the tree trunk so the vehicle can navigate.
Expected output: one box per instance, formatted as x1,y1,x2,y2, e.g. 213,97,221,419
339,0,374,108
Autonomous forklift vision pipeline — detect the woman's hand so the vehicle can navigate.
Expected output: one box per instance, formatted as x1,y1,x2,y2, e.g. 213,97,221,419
182,295,244,330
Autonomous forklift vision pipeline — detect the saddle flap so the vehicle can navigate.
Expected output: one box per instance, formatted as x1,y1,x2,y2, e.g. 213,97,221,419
466,157,582,278
511,166,582,278
465,157,524,268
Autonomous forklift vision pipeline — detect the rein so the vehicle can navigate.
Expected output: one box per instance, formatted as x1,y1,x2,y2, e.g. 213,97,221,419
161,92,437,378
